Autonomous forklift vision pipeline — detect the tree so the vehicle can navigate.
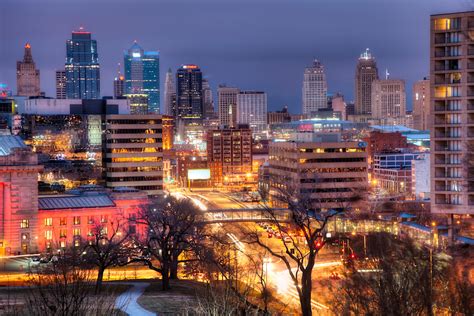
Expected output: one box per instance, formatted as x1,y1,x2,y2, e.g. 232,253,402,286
82,219,132,294
133,195,204,290
243,181,365,316
330,234,451,316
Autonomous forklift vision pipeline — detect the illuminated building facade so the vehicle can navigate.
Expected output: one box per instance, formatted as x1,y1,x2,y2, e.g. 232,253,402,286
0,136,43,255
355,48,379,115
114,73,125,98
412,78,431,131
124,93,148,114
268,106,291,125
176,65,203,120
371,79,407,119
218,85,240,127
202,79,215,119
65,28,100,99
206,125,252,186
104,115,163,196
55,70,67,99
269,137,368,211
16,43,41,97
37,187,148,251
302,60,327,115
124,42,160,113
236,91,267,138
430,12,474,217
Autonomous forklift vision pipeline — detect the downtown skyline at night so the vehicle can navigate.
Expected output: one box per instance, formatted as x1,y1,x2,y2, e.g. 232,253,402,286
1,0,471,111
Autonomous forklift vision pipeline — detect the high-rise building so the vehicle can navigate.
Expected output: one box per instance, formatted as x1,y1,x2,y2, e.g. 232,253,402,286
268,137,368,211
430,12,474,220
113,66,125,98
207,125,252,185
237,91,267,137
202,79,214,119
175,65,203,120
412,78,431,131
163,68,175,116
65,28,100,99
268,105,291,125
331,93,347,120
104,115,163,196
371,79,406,119
0,136,43,255
55,70,66,99
16,43,40,97
355,49,379,115
124,42,160,113
218,85,240,127
302,59,327,115
124,94,148,114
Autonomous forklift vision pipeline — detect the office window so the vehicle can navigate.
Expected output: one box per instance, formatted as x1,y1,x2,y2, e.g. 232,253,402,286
44,218,53,226
20,219,29,228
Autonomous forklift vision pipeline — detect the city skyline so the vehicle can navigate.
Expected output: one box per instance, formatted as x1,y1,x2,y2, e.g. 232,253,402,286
1,0,471,112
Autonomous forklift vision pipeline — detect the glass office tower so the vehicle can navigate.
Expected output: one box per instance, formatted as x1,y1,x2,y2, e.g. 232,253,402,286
124,42,160,113
65,28,100,99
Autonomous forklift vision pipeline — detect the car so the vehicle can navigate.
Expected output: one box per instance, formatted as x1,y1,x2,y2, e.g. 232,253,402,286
275,232,282,238
283,236,292,243
39,256,50,264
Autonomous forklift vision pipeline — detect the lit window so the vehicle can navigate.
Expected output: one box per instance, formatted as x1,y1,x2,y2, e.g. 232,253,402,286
60,229,67,238
60,217,67,226
45,230,53,240
101,215,108,223
73,216,81,225
20,219,29,228
73,228,81,236
44,218,53,226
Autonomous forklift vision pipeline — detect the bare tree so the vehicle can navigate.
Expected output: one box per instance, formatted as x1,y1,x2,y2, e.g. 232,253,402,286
82,219,132,294
243,175,365,316
330,234,451,316
133,195,204,290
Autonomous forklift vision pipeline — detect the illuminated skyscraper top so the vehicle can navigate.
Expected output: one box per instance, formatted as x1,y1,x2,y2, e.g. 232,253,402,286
17,43,41,97
355,48,378,115
65,27,100,99
124,42,160,113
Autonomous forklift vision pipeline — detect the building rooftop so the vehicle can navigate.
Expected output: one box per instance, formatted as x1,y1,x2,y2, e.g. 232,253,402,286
371,125,417,133
39,194,115,210
0,136,27,156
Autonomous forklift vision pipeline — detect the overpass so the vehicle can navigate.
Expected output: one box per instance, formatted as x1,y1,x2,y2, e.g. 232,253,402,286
201,208,292,223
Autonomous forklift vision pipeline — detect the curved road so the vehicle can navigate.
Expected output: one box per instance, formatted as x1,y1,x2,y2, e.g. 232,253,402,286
115,282,156,316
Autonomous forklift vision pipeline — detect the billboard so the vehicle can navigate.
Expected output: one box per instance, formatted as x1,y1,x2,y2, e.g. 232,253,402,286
188,169,211,180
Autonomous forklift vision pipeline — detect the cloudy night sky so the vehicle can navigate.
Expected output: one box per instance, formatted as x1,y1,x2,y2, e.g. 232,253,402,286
1,0,473,112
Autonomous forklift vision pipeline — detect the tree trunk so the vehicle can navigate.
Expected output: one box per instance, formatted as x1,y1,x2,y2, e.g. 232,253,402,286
170,258,179,279
95,267,105,294
299,259,314,316
161,264,171,291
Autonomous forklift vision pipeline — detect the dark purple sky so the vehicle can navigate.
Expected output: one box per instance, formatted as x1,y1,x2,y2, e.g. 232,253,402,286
1,0,472,113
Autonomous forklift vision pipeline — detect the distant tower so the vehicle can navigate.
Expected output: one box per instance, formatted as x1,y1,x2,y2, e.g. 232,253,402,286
163,68,175,115
65,27,100,99
218,85,240,127
202,78,214,119
237,91,268,137
412,78,430,131
355,48,378,115
55,70,66,99
16,43,41,97
124,42,160,113
371,79,406,119
175,65,203,120
302,59,327,116
113,63,125,98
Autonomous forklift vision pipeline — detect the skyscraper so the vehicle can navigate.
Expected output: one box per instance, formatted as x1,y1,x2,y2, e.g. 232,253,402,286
371,79,406,119
430,12,474,225
16,43,40,97
163,68,175,116
175,65,203,120
55,70,66,99
218,85,240,127
355,49,379,115
202,79,214,119
302,59,327,115
65,28,100,99
113,65,125,98
412,78,430,131
237,91,267,137
124,42,160,113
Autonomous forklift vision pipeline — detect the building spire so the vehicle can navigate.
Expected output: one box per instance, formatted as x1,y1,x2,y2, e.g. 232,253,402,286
23,42,33,63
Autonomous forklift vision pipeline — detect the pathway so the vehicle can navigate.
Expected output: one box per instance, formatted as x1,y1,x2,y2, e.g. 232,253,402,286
115,282,156,316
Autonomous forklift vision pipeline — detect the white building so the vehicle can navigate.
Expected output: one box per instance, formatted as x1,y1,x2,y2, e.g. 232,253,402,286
302,60,327,116
21,98,130,115
412,153,430,200
371,79,406,119
218,85,240,127
236,91,267,137
163,68,175,116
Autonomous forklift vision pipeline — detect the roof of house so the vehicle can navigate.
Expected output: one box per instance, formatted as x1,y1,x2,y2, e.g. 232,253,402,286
39,194,115,210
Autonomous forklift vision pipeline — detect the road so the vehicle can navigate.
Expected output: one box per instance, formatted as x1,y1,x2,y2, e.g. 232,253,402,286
180,189,335,313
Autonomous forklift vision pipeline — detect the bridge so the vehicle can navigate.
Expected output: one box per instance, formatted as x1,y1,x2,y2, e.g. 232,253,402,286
201,208,292,223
